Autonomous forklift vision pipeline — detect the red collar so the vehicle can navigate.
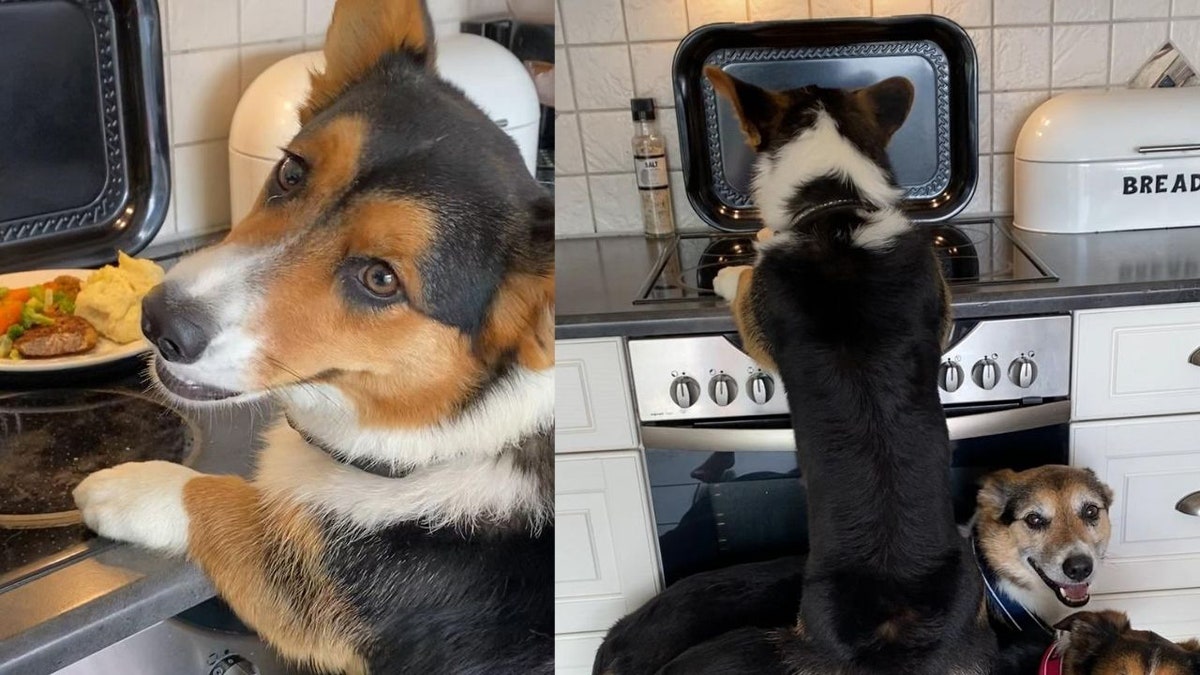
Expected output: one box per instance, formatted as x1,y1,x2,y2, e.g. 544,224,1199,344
1039,644,1063,675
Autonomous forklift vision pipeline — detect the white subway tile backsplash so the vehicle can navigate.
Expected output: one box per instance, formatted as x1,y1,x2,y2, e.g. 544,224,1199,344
748,0,811,21
994,26,1051,89
669,171,706,230
170,48,241,145
569,45,635,110
1053,0,1110,22
623,0,689,41
686,0,748,28
590,174,644,233
239,40,305,92
1052,23,1110,86
993,90,1049,152
1177,0,1200,16
1110,21,1169,83
305,0,336,36
995,0,1052,25
629,42,678,106
992,153,1014,213
560,0,627,44
811,0,871,17
556,47,575,110
932,0,991,27
873,0,932,16
978,92,993,153
555,176,597,235
581,111,635,172
554,2,564,44
962,154,991,215
240,0,304,43
967,28,992,90
168,0,239,51
1171,18,1200,65
174,140,232,236
556,113,586,175
1114,0,1171,19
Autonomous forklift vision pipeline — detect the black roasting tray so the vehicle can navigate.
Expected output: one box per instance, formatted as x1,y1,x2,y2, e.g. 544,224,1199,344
0,0,170,272
673,16,978,232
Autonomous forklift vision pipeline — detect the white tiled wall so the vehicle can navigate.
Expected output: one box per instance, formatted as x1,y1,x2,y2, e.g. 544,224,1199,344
155,0,508,245
555,0,1200,237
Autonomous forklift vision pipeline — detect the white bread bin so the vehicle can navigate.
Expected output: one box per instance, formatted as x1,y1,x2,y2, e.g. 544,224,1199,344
1013,87,1200,233
228,34,540,225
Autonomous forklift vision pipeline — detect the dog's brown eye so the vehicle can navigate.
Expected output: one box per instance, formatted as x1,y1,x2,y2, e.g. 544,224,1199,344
275,154,307,192
360,261,401,297
1082,504,1100,520
1024,513,1047,529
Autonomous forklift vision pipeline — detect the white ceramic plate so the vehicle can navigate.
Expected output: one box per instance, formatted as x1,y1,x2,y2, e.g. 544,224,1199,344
0,268,151,373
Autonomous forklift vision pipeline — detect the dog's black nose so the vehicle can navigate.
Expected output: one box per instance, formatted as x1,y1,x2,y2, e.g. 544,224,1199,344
141,284,213,364
1062,554,1093,581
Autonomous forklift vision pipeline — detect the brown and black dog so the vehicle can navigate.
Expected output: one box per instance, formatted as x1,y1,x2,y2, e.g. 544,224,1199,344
1056,611,1200,674
646,66,996,673
73,1,554,673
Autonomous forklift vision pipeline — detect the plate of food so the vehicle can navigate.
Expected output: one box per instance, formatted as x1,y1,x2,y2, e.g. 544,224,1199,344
0,253,165,372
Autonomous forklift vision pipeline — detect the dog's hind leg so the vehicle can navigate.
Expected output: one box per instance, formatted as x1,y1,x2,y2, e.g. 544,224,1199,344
658,627,792,675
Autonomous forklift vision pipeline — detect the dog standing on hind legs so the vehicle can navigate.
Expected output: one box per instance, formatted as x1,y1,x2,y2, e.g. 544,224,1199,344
654,66,999,673
72,0,555,672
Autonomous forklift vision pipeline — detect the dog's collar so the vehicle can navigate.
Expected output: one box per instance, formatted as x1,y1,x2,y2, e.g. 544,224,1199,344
785,198,870,230
972,533,1056,638
285,414,414,479
1038,644,1064,675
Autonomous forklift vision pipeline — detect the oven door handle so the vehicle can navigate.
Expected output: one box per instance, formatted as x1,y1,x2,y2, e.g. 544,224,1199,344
640,400,1071,452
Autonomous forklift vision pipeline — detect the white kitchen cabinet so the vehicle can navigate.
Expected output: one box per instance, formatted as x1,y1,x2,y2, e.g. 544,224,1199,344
555,451,660,660
1071,416,1200,597
1087,587,1200,642
1074,303,1200,420
556,338,640,453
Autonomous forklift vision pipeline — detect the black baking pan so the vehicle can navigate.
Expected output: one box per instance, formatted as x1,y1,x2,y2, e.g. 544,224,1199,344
673,16,977,232
0,0,170,273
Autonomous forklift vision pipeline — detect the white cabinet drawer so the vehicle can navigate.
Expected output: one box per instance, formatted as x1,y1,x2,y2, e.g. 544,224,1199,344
1072,416,1200,594
1088,588,1200,641
555,451,660,635
1074,303,1200,420
555,338,639,453
554,632,606,675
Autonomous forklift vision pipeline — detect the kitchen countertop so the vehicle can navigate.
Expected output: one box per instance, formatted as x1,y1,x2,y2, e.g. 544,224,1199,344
0,366,266,675
556,219,1200,339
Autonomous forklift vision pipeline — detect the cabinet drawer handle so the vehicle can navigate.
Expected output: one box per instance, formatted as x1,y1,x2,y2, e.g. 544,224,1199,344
1177,491,1200,516
1190,347,1200,367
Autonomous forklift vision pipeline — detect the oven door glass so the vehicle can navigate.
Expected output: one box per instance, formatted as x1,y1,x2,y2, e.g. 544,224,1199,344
643,402,1070,587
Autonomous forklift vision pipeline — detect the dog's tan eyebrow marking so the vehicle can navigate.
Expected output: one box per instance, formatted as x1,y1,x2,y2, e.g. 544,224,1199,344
288,115,368,207
344,198,434,306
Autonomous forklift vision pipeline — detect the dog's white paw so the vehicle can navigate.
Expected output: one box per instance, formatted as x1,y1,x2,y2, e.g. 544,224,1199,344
713,265,751,303
756,227,774,243
73,461,200,555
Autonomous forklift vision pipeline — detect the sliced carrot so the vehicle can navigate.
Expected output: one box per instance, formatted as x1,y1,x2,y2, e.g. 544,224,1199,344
0,301,21,331
6,288,30,303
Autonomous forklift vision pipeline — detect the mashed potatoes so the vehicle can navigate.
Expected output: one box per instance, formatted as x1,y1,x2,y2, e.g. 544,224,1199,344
74,252,164,344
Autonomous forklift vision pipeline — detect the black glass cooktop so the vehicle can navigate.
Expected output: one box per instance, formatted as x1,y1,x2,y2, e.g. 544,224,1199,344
634,219,1057,304
0,387,198,590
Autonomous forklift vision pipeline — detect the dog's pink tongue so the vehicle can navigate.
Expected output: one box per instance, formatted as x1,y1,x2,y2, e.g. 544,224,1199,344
1060,583,1089,602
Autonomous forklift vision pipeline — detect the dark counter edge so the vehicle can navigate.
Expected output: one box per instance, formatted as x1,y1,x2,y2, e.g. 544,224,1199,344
555,280,1200,340
0,555,213,675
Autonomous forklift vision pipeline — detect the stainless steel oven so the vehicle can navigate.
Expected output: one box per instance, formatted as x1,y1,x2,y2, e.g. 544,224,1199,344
628,316,1072,586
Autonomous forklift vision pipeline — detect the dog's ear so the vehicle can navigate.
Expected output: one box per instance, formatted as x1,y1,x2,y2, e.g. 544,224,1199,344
477,194,555,371
977,469,1017,520
853,76,914,142
302,0,435,124
1056,610,1131,661
704,65,780,149
1083,468,1115,508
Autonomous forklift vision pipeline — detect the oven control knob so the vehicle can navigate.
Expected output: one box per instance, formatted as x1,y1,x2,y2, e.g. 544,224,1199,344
708,374,738,406
209,655,259,675
938,361,964,393
972,357,1001,390
1009,356,1038,388
670,376,701,408
747,373,775,404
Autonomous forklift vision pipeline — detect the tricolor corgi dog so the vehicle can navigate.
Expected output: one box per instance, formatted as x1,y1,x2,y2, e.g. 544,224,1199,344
657,66,997,673
73,1,554,673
